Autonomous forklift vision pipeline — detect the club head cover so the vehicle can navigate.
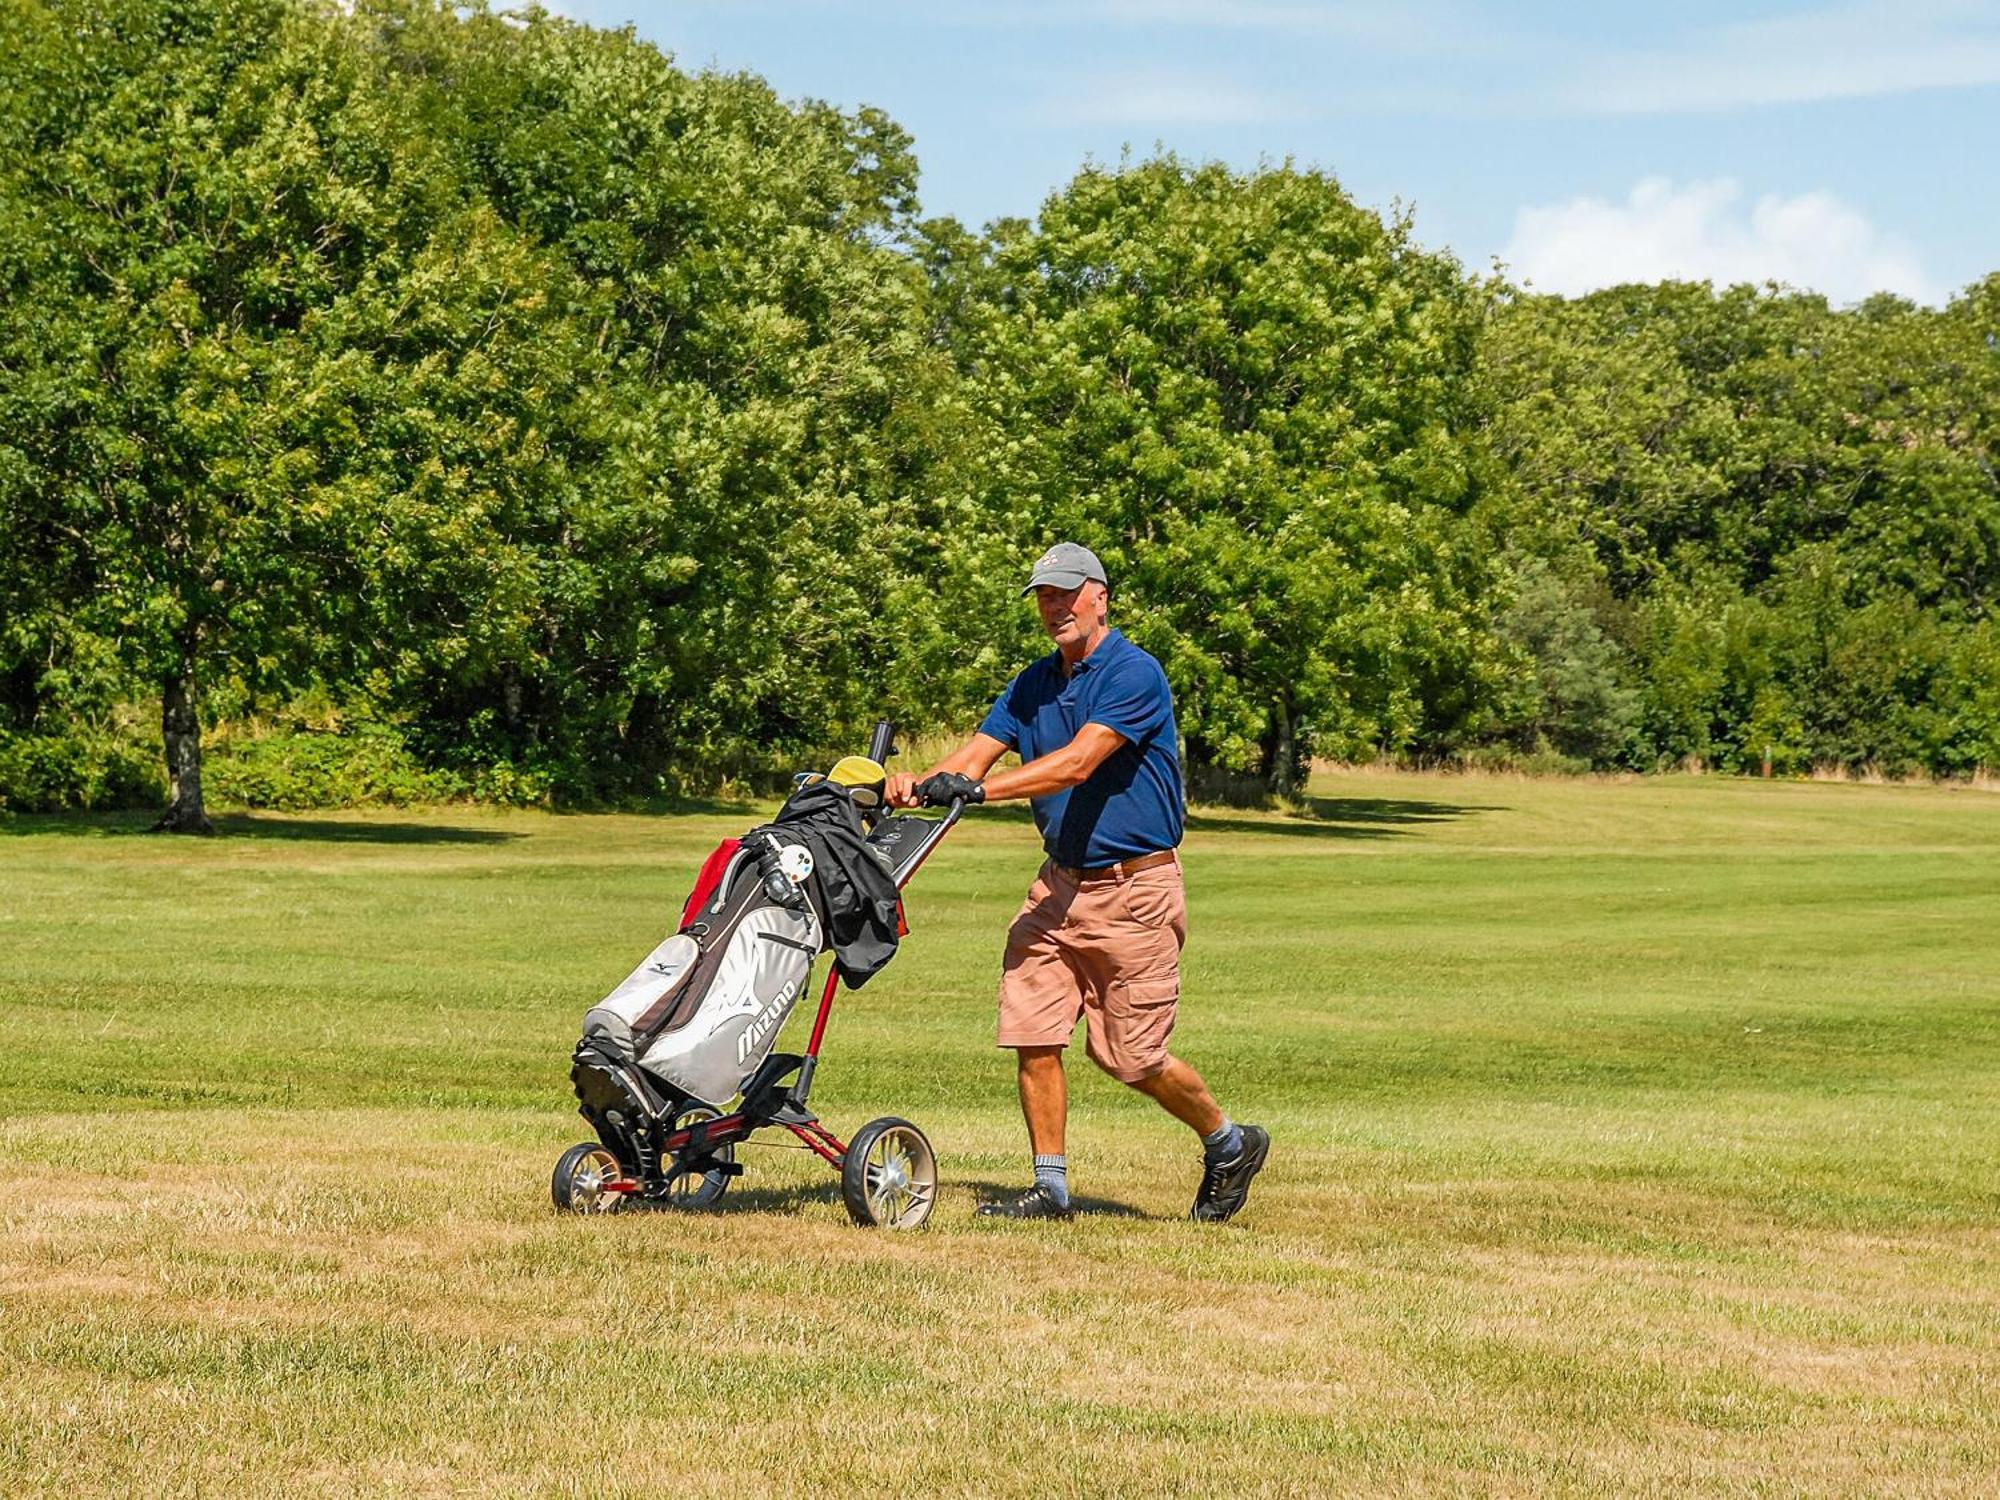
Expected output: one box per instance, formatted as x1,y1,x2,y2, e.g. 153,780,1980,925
827,754,887,810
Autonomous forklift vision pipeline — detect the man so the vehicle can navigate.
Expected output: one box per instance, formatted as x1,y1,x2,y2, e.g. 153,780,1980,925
886,543,1270,1222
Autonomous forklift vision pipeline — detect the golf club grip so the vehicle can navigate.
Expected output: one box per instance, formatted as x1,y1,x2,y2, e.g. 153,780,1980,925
866,718,895,765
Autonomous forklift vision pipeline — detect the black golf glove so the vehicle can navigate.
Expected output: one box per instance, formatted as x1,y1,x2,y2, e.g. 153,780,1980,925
914,771,985,807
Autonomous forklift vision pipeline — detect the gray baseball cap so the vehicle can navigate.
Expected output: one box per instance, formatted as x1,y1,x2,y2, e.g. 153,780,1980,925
1021,542,1109,595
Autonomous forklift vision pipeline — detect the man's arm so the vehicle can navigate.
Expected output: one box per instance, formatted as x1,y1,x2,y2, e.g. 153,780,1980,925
885,733,1010,807
978,723,1126,803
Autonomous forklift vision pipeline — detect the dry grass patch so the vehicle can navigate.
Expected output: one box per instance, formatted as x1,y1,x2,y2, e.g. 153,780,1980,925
3,774,1998,1493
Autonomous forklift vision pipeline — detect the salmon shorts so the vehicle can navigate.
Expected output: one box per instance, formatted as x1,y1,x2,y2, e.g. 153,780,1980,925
997,854,1188,1083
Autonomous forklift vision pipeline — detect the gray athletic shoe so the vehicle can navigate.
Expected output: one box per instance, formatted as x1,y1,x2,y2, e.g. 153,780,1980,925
1190,1125,1269,1223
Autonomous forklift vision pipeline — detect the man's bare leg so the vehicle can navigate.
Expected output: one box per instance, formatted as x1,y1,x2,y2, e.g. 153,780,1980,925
1128,1055,1224,1136
1133,1054,1269,1222
1015,1045,1067,1155
974,1046,1077,1218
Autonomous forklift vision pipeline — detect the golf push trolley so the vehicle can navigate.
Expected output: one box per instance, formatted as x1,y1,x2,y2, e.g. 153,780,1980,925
552,722,966,1230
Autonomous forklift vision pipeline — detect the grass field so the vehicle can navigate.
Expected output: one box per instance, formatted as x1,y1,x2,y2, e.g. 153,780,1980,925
3,770,1997,1496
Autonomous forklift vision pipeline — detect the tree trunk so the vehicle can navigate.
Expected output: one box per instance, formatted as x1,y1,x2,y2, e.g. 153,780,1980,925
1181,737,1269,808
1269,692,1299,802
502,665,523,734
154,659,213,834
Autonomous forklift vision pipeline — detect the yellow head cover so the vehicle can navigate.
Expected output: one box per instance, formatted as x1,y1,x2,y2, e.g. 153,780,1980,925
826,755,887,809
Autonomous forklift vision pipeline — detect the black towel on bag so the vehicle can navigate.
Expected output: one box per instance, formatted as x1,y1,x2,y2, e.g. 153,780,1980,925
743,780,902,986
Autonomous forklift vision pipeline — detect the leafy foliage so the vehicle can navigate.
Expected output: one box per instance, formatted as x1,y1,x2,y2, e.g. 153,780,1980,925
2,0,1997,818
1483,278,2000,772
0,728,160,812
946,158,1508,792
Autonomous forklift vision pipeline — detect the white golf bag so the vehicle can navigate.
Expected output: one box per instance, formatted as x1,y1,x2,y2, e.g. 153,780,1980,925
581,845,822,1107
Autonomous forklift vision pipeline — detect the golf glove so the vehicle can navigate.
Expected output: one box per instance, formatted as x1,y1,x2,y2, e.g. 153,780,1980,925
915,772,984,807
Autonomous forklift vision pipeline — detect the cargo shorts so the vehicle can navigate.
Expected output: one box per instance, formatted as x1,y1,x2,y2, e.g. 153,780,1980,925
997,853,1187,1083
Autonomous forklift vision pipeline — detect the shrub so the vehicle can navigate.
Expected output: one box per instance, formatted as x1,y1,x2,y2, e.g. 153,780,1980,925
0,732,163,811
203,720,472,810
1494,555,1640,767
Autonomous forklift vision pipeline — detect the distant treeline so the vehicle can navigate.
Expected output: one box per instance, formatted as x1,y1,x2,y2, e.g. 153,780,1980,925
3,0,1996,825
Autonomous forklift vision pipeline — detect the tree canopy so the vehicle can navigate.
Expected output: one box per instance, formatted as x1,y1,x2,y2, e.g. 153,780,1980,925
2,0,1996,822
1483,278,2000,773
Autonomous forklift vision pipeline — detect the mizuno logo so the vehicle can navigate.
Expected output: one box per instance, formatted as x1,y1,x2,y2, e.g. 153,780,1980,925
736,976,801,1064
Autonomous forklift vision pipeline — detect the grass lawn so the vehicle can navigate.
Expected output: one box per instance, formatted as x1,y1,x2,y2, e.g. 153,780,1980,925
2,770,1996,1496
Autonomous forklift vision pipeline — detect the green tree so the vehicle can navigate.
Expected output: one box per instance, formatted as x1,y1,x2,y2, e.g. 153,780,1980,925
1494,553,1639,766
1483,275,2000,775
341,5,954,793
953,156,1507,794
0,0,464,829
0,0,959,817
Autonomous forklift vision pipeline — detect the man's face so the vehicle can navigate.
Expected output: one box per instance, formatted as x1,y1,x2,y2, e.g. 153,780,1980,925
1035,579,1107,647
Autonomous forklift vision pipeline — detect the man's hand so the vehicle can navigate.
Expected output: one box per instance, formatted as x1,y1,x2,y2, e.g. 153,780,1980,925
885,733,1009,808
914,771,985,807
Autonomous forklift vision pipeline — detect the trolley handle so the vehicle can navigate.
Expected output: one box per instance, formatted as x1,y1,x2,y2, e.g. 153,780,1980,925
892,796,966,891
864,715,966,887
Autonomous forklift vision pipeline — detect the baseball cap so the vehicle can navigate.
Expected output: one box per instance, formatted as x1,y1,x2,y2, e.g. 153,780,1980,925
1021,542,1109,595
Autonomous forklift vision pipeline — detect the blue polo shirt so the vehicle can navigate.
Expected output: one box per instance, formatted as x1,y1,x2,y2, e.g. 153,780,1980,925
978,629,1185,868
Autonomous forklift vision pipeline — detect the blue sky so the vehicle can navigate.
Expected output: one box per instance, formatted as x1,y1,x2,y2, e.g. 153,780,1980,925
552,1,1998,305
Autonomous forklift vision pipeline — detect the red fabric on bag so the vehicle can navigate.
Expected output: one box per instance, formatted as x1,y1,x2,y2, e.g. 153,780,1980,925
679,838,743,929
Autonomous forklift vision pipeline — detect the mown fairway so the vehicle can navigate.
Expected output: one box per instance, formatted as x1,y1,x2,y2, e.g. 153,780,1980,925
2,772,1997,1497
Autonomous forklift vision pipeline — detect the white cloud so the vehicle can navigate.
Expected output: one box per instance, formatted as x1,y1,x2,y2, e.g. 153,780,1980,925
1033,65,1306,126
1564,0,2000,113
1501,177,1935,305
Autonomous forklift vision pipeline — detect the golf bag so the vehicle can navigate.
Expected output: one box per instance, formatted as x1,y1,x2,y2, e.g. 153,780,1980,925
582,842,823,1107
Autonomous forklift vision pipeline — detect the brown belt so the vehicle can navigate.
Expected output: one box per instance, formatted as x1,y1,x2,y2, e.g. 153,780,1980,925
1055,849,1177,882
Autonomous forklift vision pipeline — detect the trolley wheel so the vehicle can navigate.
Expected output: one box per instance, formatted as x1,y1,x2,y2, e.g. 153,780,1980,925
551,1142,627,1214
660,1105,735,1210
841,1117,937,1230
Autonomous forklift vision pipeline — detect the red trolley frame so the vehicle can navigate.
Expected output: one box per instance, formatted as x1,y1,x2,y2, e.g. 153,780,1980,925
594,795,965,1196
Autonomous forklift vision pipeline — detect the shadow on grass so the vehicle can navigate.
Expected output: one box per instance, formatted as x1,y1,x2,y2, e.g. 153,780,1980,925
1188,795,1502,840
2,793,1494,847
961,1178,1148,1219
692,1179,844,1216
877,795,1499,844
548,796,757,819
0,810,521,844
674,1176,1148,1220
210,814,523,844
